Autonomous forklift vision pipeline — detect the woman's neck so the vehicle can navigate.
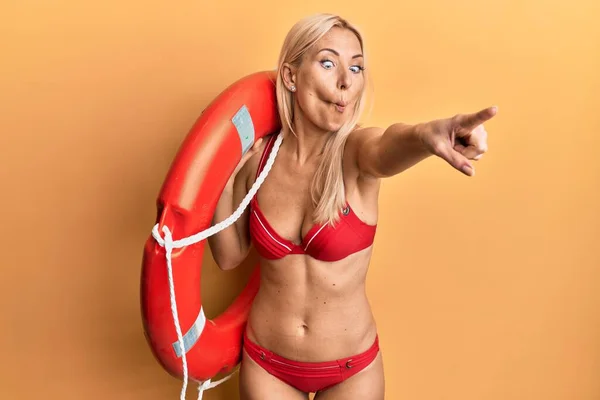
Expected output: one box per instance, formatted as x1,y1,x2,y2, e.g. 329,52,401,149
283,113,331,166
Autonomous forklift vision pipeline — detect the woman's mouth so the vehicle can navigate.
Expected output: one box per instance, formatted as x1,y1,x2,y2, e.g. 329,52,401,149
331,101,347,113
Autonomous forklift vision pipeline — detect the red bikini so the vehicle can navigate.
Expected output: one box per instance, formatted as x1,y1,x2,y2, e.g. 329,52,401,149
249,134,378,262
243,133,380,393
243,329,380,393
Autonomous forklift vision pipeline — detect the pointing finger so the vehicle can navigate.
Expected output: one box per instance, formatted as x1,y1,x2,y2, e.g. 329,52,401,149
457,106,498,130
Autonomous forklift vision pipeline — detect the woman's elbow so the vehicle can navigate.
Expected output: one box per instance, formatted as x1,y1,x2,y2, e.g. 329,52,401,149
215,247,251,271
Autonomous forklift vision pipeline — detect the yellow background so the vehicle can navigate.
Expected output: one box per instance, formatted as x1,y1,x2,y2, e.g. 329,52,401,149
1,0,599,399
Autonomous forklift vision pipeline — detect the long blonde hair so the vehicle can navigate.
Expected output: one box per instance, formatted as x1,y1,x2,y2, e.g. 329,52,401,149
275,13,372,227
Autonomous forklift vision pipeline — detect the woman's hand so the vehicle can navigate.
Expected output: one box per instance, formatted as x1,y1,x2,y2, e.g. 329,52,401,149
418,106,498,176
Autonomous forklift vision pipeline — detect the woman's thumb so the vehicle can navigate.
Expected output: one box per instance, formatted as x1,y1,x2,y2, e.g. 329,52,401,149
436,142,474,176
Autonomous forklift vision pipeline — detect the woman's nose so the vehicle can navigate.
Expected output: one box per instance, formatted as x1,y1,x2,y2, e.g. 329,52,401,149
337,68,352,90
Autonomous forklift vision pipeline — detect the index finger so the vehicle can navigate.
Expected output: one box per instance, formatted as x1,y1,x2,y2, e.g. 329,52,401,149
458,106,498,130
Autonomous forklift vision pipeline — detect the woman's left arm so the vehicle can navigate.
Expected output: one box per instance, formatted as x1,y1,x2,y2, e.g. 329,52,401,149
350,106,498,179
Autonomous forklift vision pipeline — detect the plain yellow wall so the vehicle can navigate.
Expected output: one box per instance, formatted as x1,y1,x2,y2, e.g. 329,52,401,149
1,0,599,399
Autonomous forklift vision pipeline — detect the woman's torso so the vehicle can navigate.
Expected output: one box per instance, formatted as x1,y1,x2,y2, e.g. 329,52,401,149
243,132,381,361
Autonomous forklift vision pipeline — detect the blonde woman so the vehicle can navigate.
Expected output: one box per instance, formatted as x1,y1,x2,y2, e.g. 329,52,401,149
208,13,496,400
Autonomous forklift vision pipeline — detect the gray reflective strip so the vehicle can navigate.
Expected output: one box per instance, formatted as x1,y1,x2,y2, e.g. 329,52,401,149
172,307,206,357
231,105,255,155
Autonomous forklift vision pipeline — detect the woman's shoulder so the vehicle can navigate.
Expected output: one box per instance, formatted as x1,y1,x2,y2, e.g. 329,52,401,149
243,132,278,191
344,125,385,180
346,125,385,147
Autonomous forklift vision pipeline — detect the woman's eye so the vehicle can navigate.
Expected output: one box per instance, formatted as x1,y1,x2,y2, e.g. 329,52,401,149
350,65,364,73
321,60,334,69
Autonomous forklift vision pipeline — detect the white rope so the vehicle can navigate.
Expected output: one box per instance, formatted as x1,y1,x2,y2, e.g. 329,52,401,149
151,132,282,400
196,366,239,400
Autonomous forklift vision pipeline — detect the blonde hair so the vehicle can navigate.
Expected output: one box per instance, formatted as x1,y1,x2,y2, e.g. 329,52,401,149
275,13,372,227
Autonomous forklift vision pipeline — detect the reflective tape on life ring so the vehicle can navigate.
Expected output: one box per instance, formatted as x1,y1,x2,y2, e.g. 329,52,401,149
172,306,206,358
232,104,255,155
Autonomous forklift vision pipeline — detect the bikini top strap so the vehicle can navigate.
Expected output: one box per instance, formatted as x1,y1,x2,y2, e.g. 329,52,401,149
255,134,277,180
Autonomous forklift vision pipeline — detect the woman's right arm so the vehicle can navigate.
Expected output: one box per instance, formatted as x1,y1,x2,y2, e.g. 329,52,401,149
207,139,263,271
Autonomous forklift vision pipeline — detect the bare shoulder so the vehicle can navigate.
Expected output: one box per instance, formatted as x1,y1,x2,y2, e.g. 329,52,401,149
243,133,275,192
344,126,386,182
342,126,385,208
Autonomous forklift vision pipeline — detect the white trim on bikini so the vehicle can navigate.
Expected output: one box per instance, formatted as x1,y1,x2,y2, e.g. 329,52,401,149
303,224,327,251
252,209,293,252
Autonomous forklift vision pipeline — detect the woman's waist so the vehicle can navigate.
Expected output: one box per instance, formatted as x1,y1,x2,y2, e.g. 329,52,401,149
246,290,377,362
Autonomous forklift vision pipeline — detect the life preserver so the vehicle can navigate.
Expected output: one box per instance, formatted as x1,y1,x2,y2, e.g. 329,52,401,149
140,70,281,396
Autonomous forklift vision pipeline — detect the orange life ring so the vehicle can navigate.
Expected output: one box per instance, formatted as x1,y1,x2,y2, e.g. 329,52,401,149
140,70,281,393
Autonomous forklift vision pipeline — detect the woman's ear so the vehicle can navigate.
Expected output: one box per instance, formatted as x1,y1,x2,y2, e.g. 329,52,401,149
281,62,297,91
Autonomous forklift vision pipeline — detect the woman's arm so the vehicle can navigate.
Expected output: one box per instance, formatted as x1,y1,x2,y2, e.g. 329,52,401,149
349,123,431,179
207,138,264,271
348,106,497,179
207,171,251,271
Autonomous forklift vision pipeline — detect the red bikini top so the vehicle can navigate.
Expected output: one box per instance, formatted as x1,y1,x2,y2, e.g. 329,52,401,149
248,134,377,262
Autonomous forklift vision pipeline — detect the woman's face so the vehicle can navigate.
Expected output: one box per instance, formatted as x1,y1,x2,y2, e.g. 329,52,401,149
284,27,365,133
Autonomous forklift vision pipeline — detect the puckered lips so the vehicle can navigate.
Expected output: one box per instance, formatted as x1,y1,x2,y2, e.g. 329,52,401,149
329,99,348,113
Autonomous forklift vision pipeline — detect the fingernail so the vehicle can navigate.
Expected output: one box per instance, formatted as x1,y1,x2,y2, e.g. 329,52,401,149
463,165,474,176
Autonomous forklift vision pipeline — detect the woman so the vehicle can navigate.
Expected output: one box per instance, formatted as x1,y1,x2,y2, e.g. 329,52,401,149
208,13,496,400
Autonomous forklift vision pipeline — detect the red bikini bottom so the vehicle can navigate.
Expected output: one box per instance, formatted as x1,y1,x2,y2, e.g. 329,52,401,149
242,328,380,393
